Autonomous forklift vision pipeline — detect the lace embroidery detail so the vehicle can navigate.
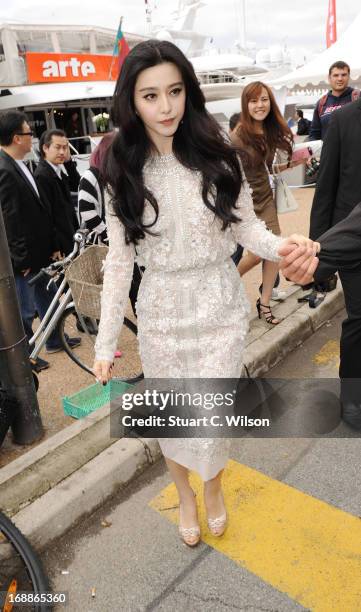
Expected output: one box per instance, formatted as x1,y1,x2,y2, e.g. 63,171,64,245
95,157,284,472
163,438,232,463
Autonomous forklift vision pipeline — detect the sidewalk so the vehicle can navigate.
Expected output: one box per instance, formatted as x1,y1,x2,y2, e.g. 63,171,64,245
0,281,344,550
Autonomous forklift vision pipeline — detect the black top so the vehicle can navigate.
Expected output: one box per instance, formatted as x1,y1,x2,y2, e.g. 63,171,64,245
310,98,361,240
315,202,361,282
297,117,311,136
35,160,80,256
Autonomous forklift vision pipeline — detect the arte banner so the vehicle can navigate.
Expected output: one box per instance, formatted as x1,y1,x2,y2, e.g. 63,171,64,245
25,52,119,83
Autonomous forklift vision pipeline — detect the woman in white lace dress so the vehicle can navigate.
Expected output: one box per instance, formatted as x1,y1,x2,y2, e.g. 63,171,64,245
93,40,319,546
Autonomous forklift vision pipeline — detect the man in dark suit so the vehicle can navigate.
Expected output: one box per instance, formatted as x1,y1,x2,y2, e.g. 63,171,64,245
35,129,80,257
310,98,361,240
0,111,79,366
308,98,361,412
313,205,361,429
307,86,361,299
280,207,361,430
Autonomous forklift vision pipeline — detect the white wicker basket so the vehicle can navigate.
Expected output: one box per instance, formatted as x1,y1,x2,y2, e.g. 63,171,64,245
65,245,108,318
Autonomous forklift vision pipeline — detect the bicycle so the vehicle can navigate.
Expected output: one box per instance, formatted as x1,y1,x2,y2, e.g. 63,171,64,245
28,229,143,384
0,510,51,611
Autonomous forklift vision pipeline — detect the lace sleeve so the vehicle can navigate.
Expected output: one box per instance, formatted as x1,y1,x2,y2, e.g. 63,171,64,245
230,169,283,262
94,197,135,362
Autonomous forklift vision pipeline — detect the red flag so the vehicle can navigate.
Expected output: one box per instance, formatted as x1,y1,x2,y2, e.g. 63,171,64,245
326,0,337,48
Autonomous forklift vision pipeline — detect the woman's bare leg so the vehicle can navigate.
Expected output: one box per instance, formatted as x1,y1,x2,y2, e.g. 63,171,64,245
259,260,281,324
165,457,198,536
237,252,261,277
203,469,225,518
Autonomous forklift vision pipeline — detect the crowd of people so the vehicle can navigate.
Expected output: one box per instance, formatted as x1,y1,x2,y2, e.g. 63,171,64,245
0,115,81,372
0,40,360,546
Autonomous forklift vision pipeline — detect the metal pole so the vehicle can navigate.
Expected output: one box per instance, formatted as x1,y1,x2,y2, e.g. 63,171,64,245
0,204,43,444
234,0,246,51
144,0,153,35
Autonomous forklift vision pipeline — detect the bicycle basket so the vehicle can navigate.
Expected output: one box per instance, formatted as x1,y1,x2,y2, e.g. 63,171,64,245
65,245,108,318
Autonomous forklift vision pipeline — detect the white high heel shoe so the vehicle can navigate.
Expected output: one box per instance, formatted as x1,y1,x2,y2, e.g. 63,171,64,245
207,512,227,537
178,492,200,547
206,492,227,537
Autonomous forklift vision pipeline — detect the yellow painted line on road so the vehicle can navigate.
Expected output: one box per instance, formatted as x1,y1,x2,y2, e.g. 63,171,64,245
313,340,339,368
149,460,361,611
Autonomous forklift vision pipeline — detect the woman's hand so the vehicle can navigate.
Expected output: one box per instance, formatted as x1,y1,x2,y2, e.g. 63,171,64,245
280,234,320,257
93,360,114,385
278,242,320,285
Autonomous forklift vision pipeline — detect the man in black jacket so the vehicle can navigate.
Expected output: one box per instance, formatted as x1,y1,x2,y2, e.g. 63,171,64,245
313,206,361,429
309,94,361,289
309,97,361,426
35,129,80,257
280,209,361,430
310,98,361,240
0,112,79,366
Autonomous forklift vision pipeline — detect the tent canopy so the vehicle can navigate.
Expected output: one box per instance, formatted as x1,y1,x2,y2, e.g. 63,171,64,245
271,10,361,89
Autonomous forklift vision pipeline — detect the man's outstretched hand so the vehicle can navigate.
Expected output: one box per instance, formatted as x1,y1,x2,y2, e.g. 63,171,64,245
278,242,320,285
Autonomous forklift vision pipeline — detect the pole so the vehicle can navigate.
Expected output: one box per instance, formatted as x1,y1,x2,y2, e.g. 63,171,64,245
0,203,43,444
235,0,247,51
144,0,153,35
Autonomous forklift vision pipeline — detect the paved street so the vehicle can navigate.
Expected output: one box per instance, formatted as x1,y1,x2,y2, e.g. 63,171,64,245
43,308,361,612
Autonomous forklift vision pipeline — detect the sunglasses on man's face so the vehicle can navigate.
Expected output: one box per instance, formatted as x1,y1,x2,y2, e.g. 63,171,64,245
15,131,34,136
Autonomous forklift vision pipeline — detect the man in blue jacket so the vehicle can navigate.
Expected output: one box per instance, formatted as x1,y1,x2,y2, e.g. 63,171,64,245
309,60,360,141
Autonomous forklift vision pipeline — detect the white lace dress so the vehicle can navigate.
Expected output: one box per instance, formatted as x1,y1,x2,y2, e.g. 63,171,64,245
94,153,283,480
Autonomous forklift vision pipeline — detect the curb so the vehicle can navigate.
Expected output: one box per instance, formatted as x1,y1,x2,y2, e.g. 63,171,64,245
2,285,344,547
13,437,162,550
244,285,344,375
0,401,114,515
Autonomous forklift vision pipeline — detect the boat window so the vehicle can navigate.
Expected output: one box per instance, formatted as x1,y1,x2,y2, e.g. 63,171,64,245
16,30,53,53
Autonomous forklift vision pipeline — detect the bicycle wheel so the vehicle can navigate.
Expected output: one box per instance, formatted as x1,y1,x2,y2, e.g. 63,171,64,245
0,511,51,611
56,305,143,383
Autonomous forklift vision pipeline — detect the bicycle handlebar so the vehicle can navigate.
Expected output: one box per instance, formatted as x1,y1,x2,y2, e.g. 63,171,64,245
28,269,50,287
28,228,91,287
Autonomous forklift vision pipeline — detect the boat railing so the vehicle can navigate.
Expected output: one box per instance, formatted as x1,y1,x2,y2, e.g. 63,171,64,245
67,135,100,155
197,70,239,84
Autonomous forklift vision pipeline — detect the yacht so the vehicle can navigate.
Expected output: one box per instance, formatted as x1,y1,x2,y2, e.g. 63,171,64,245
0,2,268,153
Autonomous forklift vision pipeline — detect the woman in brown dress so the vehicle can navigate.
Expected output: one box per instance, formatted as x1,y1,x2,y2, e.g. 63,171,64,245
231,81,306,324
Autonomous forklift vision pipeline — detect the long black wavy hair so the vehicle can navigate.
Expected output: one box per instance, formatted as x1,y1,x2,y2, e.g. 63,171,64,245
105,39,243,245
